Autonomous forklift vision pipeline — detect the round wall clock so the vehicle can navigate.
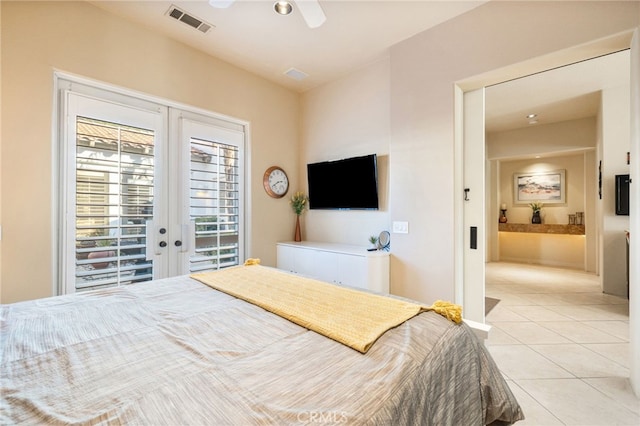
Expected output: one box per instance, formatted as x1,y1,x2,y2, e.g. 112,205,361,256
263,166,289,198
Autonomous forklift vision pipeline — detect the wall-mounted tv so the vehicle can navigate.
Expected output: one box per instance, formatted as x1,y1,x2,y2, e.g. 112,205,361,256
307,154,379,210
615,174,630,216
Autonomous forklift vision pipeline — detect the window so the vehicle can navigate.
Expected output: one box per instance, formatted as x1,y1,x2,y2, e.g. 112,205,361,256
190,137,240,271
58,77,247,294
75,117,155,290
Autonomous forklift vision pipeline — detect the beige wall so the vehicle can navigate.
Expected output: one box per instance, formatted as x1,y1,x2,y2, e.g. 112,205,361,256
498,154,588,225
497,154,590,269
600,85,632,297
297,1,640,304
488,117,597,160
499,233,586,269
487,118,598,271
0,1,300,303
300,57,390,246
388,0,638,304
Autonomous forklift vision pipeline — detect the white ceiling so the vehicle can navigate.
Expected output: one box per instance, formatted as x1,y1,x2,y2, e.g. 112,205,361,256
89,0,630,133
90,0,488,92
486,50,630,133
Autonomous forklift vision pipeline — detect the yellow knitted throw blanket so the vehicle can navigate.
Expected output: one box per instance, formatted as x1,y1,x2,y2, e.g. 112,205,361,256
190,259,462,353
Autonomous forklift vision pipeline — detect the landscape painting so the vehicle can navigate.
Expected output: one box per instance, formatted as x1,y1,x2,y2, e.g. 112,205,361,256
514,170,565,204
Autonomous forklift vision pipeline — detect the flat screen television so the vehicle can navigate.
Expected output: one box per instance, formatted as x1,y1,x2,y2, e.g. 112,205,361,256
307,154,379,210
615,174,630,216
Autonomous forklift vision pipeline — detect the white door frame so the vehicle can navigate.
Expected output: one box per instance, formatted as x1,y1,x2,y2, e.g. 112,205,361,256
455,28,640,396
454,88,486,324
628,27,640,398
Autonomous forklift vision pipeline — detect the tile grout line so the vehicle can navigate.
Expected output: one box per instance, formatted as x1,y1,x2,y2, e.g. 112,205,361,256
485,262,638,425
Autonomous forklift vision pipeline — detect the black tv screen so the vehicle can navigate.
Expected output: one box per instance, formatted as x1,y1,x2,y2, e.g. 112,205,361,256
616,174,630,216
307,154,379,210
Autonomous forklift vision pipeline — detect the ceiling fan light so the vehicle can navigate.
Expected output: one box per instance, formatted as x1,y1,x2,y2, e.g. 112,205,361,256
274,1,293,15
295,0,326,28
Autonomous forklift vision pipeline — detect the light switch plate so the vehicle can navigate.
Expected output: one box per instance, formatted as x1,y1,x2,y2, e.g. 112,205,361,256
392,221,409,234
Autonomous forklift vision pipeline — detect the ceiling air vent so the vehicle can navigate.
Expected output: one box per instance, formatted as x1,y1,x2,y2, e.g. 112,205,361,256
284,68,309,81
166,5,213,34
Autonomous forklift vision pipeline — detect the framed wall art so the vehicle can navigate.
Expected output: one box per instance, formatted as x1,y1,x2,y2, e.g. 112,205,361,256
513,169,565,204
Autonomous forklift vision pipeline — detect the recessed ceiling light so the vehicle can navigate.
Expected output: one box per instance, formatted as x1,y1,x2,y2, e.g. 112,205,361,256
526,114,537,119
274,1,293,15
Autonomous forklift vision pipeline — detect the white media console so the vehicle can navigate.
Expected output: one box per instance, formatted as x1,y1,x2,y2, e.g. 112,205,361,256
276,241,390,294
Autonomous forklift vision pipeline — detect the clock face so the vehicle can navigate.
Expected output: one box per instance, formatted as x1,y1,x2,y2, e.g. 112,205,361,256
263,166,289,198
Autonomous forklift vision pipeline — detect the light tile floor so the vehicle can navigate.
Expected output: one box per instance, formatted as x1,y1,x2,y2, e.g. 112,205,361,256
485,262,639,426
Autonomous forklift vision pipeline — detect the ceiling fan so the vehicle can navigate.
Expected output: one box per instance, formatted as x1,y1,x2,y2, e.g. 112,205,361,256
208,0,326,29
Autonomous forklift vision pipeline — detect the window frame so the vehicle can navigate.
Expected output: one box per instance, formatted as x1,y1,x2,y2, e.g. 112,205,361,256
54,72,250,295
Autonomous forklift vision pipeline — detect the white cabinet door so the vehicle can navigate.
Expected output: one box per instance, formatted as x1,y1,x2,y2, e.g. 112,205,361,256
294,248,317,277
277,245,338,282
312,250,339,283
337,254,367,289
276,244,297,273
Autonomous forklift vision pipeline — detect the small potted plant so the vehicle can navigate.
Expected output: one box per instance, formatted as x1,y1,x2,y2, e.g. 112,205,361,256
290,191,309,242
529,201,543,224
368,235,379,250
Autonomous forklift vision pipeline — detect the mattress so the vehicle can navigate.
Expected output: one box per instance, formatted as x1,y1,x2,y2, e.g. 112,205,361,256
1,271,523,425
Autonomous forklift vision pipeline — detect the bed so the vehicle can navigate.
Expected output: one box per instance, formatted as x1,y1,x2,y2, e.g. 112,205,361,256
1,262,523,425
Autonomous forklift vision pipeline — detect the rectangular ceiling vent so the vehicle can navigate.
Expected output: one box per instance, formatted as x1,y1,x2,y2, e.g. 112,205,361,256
166,5,213,34
284,68,309,81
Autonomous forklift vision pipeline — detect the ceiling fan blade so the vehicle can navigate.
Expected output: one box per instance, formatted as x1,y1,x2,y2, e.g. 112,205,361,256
294,0,326,29
209,0,235,9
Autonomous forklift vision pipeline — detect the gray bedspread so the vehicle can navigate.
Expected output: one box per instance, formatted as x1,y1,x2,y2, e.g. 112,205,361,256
1,275,523,425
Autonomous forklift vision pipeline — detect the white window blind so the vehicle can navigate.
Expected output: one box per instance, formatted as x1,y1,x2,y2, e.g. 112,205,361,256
74,116,155,291
190,137,240,272
59,76,247,295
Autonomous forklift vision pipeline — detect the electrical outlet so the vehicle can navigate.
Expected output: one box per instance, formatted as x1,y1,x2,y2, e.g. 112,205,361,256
392,221,409,234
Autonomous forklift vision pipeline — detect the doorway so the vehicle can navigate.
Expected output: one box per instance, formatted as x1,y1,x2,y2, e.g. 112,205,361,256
484,50,630,297
457,48,632,323
457,29,639,397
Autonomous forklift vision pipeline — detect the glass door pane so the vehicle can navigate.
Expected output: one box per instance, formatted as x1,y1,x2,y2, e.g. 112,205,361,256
179,117,244,274
75,117,155,290
64,90,166,294
190,138,240,271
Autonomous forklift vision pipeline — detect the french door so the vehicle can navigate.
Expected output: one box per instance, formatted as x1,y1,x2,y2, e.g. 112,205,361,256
172,111,245,276
60,81,245,294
